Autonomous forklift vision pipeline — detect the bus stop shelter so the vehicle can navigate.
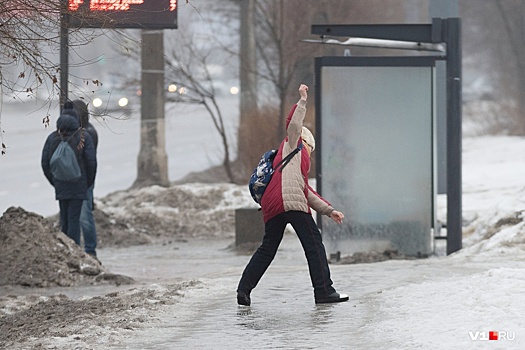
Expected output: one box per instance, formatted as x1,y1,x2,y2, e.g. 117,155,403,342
312,18,461,256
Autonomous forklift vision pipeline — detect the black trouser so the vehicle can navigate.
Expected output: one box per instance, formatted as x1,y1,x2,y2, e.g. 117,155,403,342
237,210,336,299
59,199,83,246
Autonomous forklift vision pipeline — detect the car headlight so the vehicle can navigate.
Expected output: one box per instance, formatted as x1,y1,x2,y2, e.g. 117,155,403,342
118,97,129,107
93,98,103,108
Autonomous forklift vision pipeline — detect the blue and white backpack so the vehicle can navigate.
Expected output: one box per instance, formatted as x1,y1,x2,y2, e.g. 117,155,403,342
248,143,303,204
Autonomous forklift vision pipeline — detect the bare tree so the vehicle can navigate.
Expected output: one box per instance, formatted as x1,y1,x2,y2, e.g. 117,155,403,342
234,0,406,173
195,0,407,177
1,1,65,155
237,0,258,170
461,0,525,135
90,2,237,185
159,27,237,183
253,0,320,141
0,2,121,106
0,1,120,154
252,0,407,124
493,0,525,134
1,1,63,104
240,0,258,116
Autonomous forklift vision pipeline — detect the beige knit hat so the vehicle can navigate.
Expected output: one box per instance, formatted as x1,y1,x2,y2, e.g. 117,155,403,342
301,126,315,152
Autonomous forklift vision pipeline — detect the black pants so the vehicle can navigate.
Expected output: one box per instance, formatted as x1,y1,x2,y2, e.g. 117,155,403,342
59,199,83,246
237,210,336,299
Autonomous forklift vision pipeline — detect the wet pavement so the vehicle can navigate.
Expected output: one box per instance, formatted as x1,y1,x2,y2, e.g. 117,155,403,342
91,234,525,350
99,234,372,349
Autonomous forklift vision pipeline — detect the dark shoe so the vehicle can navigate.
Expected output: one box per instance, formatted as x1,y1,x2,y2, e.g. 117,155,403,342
237,291,251,306
87,252,101,265
315,292,349,304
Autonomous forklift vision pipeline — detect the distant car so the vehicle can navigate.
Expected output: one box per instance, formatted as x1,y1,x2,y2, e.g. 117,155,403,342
90,87,138,118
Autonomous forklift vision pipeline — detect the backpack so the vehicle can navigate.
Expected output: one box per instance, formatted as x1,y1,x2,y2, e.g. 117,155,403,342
49,130,83,182
248,143,303,204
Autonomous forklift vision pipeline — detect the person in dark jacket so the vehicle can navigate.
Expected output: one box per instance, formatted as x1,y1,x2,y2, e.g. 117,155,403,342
237,84,348,306
72,99,99,257
41,102,97,247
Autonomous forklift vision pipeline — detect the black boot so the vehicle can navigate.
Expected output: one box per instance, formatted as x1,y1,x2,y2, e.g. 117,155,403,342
237,291,251,306
315,292,349,304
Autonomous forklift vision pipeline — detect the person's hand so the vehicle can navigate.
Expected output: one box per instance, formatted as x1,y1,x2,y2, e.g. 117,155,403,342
299,84,308,100
330,210,344,224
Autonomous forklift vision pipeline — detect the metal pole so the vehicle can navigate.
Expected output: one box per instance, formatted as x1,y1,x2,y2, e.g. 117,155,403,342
445,18,462,254
314,57,323,232
60,0,69,107
429,1,459,195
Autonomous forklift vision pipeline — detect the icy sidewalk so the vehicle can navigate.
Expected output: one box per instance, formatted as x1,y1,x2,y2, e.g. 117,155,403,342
98,234,525,350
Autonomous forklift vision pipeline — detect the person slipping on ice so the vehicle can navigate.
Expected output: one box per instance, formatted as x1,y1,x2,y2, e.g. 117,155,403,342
237,84,348,306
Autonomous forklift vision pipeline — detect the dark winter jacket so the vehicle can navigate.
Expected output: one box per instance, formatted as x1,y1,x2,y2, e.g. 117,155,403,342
85,123,98,150
260,99,334,223
41,113,97,200
72,99,98,150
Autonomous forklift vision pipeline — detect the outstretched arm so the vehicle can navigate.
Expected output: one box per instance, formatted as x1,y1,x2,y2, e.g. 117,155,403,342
329,210,344,224
298,84,308,101
285,84,309,148
307,184,345,224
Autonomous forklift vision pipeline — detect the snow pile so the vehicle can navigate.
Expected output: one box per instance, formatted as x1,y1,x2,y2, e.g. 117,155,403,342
0,207,133,288
97,183,256,242
0,281,202,348
452,136,525,256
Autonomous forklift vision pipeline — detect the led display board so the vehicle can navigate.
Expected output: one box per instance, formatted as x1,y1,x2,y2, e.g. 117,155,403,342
68,0,177,29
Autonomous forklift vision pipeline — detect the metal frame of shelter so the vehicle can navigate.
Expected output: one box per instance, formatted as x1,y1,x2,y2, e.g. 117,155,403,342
311,18,462,255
